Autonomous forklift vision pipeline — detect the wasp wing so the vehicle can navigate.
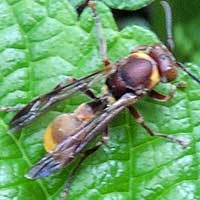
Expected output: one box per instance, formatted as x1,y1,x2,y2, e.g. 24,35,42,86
10,70,107,132
26,93,138,179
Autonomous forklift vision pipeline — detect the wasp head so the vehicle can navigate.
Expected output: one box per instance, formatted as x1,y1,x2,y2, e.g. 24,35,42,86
149,44,178,83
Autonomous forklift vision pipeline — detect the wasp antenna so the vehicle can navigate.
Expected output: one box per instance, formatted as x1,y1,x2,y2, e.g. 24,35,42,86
160,1,174,51
177,62,200,84
88,0,110,66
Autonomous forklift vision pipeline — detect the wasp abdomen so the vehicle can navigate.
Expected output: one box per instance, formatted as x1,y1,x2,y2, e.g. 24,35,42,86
44,100,106,152
44,114,82,152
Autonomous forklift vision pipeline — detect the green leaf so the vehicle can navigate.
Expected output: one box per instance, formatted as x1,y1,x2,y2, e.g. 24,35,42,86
0,1,200,200
102,0,154,10
70,0,155,10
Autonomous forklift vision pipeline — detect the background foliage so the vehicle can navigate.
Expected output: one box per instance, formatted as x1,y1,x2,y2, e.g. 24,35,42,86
152,0,200,65
0,0,200,200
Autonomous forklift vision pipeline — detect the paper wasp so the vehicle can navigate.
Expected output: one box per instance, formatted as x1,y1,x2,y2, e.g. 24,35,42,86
1,0,200,199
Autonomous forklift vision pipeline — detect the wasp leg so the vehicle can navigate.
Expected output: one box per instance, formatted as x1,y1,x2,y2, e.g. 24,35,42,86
61,128,109,199
89,0,110,66
128,105,188,148
76,0,90,15
54,77,98,100
149,82,187,102
103,126,109,142
96,126,109,146
0,105,24,112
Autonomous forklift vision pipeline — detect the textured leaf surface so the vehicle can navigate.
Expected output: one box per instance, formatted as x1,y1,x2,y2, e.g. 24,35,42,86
0,1,200,200
70,0,155,10
102,0,154,10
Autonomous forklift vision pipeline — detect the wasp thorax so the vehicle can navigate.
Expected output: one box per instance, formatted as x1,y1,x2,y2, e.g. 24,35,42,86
106,52,160,98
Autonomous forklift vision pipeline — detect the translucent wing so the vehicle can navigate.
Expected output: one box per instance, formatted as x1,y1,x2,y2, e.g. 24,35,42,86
26,93,138,179
10,70,106,132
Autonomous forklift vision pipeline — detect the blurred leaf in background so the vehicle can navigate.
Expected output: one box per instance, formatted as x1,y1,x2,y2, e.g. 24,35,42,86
0,0,200,200
151,0,200,65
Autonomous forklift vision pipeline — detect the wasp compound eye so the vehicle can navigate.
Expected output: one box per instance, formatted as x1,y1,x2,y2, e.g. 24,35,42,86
165,67,178,81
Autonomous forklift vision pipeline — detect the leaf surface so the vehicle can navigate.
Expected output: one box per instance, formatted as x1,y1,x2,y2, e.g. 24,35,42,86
0,1,199,200
70,0,155,10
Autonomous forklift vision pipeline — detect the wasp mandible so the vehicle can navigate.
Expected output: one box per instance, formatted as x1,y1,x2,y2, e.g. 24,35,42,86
1,0,200,199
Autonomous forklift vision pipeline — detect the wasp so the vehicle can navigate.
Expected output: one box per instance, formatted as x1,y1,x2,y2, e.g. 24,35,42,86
1,0,200,199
